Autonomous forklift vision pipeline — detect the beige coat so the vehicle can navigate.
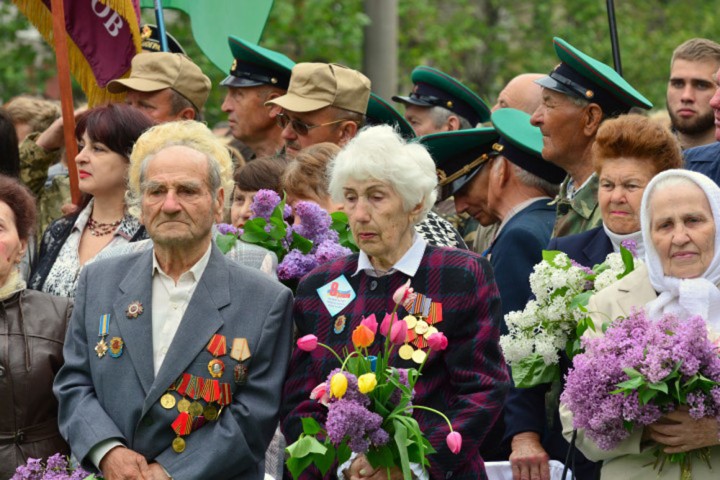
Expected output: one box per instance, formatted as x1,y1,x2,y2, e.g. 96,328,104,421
561,264,720,479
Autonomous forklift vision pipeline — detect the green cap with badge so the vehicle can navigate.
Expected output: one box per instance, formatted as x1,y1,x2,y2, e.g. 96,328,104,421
220,35,295,90
393,66,491,126
418,127,498,200
366,93,416,139
536,37,653,115
490,108,566,184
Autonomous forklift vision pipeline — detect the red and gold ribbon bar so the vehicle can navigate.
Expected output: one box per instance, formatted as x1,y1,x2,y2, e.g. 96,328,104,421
203,378,220,403
171,411,192,436
218,382,232,406
206,334,227,357
176,373,192,397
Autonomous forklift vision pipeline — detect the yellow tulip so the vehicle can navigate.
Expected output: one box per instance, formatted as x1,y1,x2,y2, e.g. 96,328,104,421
330,373,348,399
358,373,377,394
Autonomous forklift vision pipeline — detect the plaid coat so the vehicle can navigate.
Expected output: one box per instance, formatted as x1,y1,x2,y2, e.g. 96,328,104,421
281,246,509,479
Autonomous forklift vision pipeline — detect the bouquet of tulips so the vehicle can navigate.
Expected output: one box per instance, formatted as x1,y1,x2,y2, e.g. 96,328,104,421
285,282,461,480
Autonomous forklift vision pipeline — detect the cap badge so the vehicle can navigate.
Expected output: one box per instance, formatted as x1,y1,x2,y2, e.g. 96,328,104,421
270,77,278,84
230,59,237,73
141,25,152,40
492,143,504,153
446,101,454,109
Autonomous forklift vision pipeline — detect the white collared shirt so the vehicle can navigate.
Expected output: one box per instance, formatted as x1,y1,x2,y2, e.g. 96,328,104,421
352,233,427,278
151,243,213,376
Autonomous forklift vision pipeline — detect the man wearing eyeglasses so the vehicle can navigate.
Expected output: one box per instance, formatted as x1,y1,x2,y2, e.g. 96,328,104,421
220,36,296,159
266,63,371,157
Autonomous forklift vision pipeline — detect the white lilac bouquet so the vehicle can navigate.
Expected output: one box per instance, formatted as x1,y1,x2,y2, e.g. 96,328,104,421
500,243,639,387
286,282,461,480
12,454,98,480
562,308,720,476
216,190,356,285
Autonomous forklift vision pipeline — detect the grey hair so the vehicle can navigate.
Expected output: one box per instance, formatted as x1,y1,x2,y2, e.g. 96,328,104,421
169,89,202,121
328,125,437,224
510,163,560,197
570,96,591,108
429,105,473,130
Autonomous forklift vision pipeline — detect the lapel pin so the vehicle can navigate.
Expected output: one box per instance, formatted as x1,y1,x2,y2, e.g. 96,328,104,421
126,301,144,319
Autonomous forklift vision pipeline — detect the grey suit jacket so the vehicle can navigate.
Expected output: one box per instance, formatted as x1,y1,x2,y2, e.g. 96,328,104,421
54,244,294,479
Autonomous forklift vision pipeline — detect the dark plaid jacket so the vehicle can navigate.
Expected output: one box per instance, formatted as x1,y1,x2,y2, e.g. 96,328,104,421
281,246,509,479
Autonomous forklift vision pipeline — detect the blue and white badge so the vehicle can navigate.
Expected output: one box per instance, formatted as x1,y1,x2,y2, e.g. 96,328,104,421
317,275,356,317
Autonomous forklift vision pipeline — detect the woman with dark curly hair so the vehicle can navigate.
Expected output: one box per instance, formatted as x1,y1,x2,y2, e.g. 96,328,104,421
30,103,154,297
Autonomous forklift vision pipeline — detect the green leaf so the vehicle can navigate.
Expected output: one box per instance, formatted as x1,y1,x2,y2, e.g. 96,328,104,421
393,419,413,480
366,446,396,469
285,435,327,458
285,454,314,479
337,441,352,465
290,231,314,254
542,250,563,265
215,233,236,254
623,367,642,378
639,387,658,405
315,441,336,475
511,354,560,388
614,376,645,390
648,382,669,394
569,291,593,309
301,417,322,435
620,246,635,276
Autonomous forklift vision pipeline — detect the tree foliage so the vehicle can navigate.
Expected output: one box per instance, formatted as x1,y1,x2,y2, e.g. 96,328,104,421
2,1,720,126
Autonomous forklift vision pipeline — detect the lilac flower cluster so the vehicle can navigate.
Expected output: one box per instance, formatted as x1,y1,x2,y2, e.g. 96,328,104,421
250,190,281,220
324,369,390,453
12,453,92,480
562,309,720,451
620,239,638,257
215,223,239,236
292,201,331,242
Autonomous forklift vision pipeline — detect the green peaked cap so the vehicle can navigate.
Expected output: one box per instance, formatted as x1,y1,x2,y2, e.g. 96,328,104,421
417,127,498,200
536,37,652,114
366,93,415,139
393,66,491,125
490,108,566,184
220,35,295,90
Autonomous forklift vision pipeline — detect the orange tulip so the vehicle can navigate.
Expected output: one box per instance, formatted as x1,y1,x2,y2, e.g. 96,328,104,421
352,324,375,348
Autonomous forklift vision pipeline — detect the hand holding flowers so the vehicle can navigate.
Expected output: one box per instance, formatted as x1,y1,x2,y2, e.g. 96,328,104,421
285,283,459,480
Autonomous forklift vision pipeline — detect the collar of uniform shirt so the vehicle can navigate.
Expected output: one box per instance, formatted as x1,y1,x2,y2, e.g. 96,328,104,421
566,172,596,200
353,233,427,278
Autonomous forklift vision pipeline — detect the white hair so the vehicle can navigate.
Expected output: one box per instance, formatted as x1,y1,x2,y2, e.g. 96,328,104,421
329,125,437,223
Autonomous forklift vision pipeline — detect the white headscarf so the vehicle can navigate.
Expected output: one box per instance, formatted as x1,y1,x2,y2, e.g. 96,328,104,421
642,169,720,331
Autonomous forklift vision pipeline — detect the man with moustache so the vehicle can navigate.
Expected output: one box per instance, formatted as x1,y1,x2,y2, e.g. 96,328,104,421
666,38,720,150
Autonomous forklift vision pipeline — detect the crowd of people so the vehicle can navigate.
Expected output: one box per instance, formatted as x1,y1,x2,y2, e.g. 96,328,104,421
3,27,720,480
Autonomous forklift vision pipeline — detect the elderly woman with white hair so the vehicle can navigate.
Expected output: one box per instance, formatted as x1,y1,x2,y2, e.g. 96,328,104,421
560,169,720,479
281,125,509,480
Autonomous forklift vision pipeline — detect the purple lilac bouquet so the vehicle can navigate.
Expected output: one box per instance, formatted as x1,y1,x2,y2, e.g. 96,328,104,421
12,454,98,480
286,282,461,480
562,308,720,474
215,190,356,285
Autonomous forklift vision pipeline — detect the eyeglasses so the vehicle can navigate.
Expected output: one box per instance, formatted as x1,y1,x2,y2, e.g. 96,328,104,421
275,112,347,136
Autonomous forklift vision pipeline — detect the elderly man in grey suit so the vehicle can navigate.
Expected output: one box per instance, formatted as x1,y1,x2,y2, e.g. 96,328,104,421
54,120,294,480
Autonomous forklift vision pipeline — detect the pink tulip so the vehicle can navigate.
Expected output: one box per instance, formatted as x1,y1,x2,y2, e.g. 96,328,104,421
446,431,462,454
297,334,318,352
389,319,408,345
392,279,416,305
310,382,329,406
380,312,397,336
427,332,448,351
360,314,378,335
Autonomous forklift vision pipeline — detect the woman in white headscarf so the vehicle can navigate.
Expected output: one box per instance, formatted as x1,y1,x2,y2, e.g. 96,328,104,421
560,169,720,479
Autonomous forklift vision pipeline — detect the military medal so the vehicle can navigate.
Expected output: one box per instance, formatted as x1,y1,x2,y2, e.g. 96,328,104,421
207,334,227,357
201,378,220,403
125,301,143,319
411,349,427,364
171,412,192,453
188,401,203,417
176,373,191,413
234,363,248,385
398,344,414,360
229,338,251,362
333,315,347,334
160,393,176,410
203,404,219,421
404,315,418,329
109,337,124,358
177,398,190,413
95,314,110,358
208,359,224,378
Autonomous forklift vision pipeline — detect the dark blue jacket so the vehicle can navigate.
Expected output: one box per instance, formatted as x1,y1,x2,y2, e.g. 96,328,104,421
504,227,608,480
684,142,720,186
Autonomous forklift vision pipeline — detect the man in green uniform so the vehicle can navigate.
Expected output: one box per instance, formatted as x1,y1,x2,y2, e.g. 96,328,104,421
530,37,653,238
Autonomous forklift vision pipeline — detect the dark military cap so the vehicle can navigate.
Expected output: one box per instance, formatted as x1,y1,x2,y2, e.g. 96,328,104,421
220,35,295,90
536,37,653,115
393,66,491,125
140,24,186,54
366,93,415,140
418,127,498,200
490,108,566,184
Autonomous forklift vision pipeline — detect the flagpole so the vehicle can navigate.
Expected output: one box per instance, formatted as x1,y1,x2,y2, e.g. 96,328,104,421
606,0,623,76
50,0,80,204
154,0,169,52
